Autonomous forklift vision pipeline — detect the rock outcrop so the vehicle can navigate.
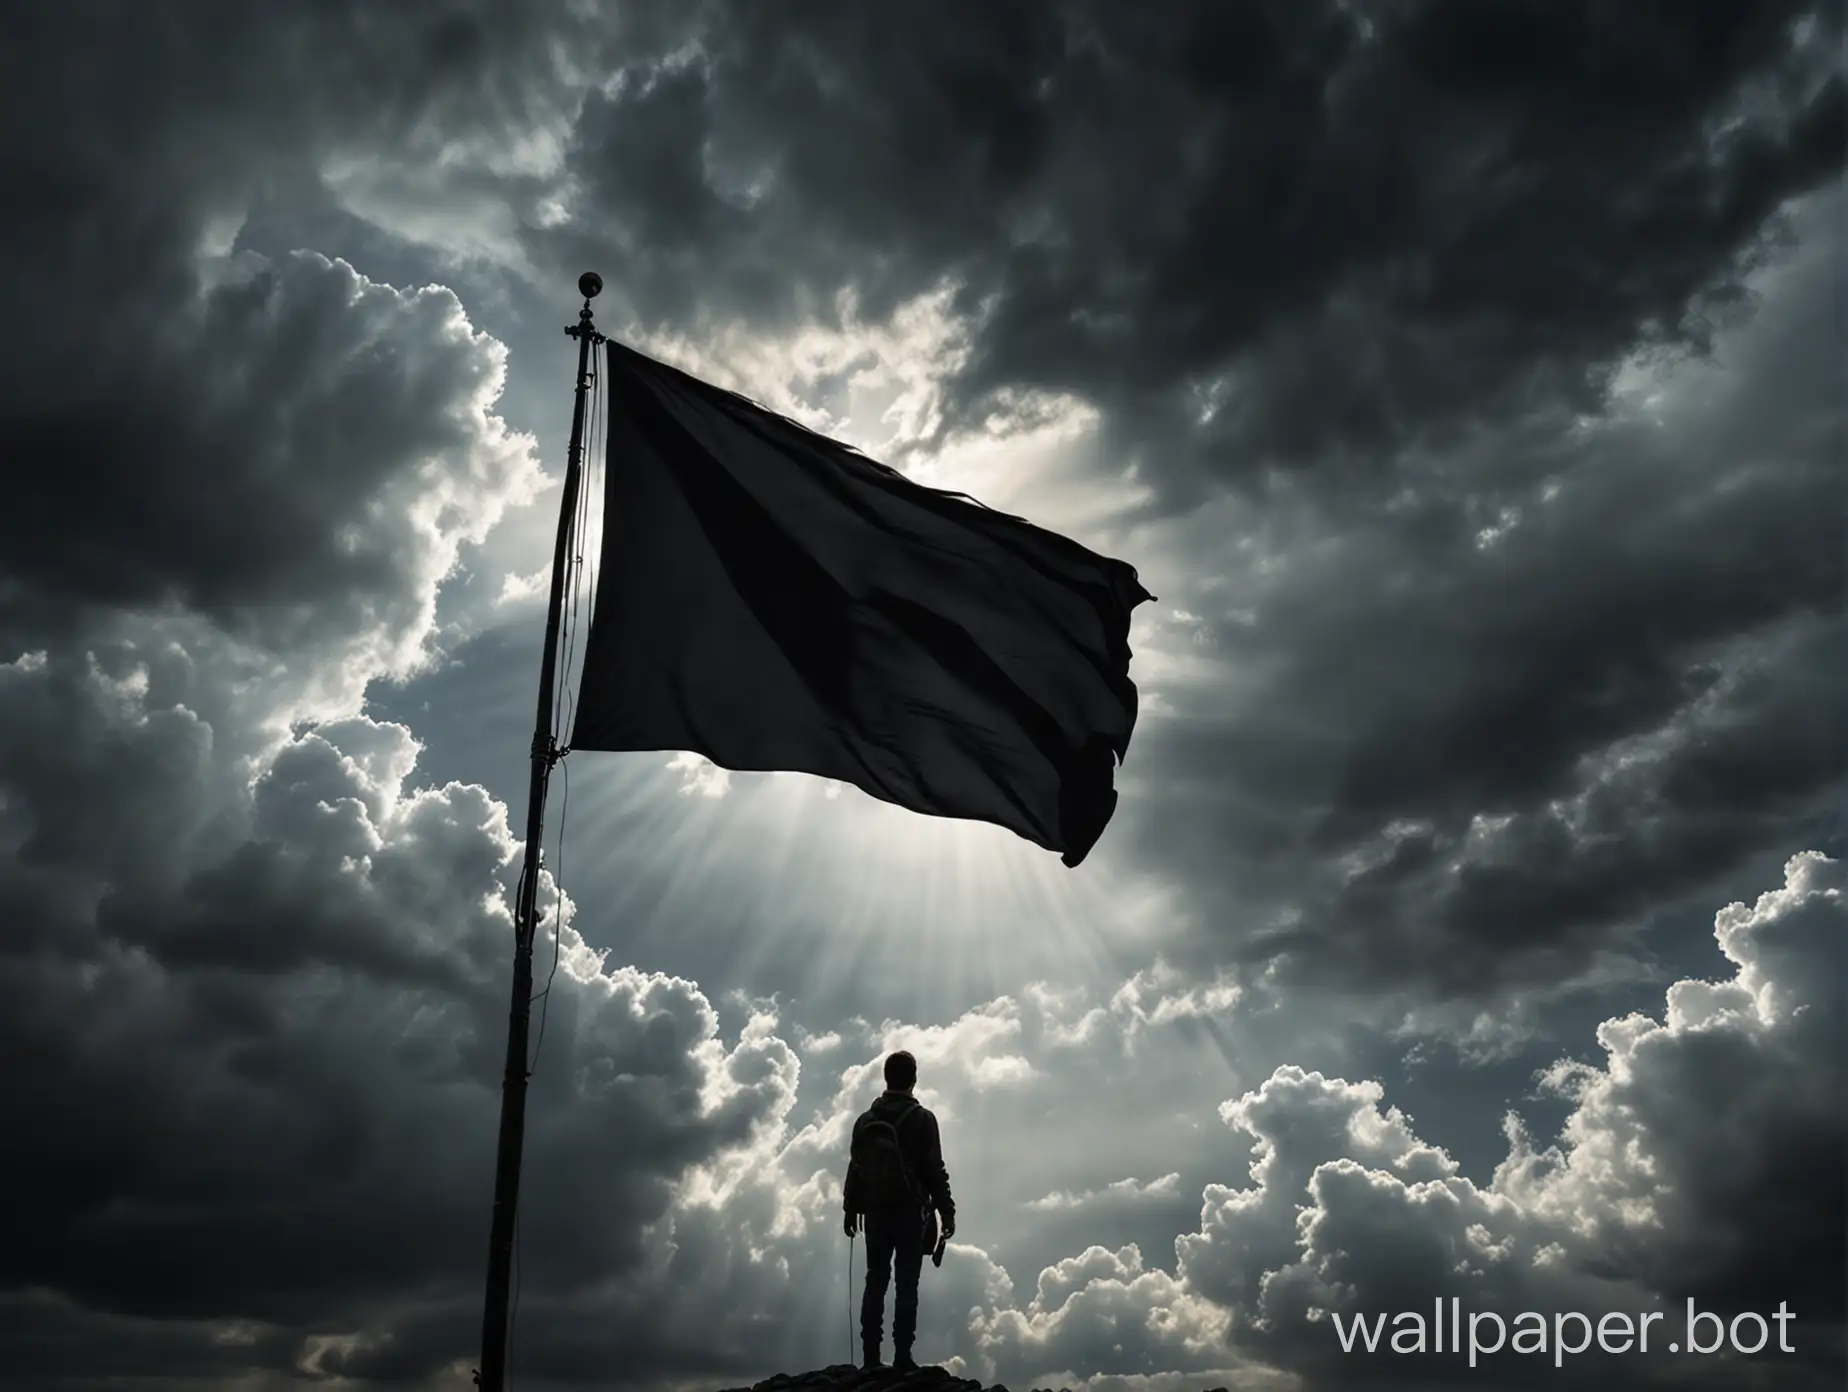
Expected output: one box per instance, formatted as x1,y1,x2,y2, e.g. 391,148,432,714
715,1367,994,1392
715,1366,1232,1392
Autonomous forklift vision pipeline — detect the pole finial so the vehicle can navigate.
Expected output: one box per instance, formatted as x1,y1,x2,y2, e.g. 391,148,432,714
567,272,606,343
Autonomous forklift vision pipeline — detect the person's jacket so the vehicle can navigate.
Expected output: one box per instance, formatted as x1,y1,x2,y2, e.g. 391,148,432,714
843,1089,956,1223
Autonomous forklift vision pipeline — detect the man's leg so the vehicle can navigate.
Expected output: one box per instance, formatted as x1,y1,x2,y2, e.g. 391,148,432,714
891,1212,927,1367
859,1211,897,1365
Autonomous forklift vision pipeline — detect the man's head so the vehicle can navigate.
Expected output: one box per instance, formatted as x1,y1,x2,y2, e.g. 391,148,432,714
883,1050,917,1092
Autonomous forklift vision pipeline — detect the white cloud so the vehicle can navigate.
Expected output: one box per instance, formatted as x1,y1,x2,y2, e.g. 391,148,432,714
1027,1175,1185,1213
1031,960,1241,1049
959,852,1844,1390
668,750,734,798
496,565,549,606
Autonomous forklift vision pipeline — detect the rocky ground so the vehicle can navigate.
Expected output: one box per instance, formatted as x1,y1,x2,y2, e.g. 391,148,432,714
716,1366,1234,1392
715,1366,991,1392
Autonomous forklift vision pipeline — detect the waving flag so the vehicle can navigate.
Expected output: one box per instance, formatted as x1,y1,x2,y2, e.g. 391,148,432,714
570,341,1153,866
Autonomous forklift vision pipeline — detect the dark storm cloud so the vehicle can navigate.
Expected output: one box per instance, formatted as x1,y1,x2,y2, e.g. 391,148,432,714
0,3,793,1385
0,0,661,647
1112,190,1844,1001
5,252,536,656
0,640,797,1379
0,1292,303,1389
550,0,1840,494
528,0,1844,1012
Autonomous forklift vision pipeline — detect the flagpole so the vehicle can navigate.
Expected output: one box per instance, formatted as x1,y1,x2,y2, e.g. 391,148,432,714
475,271,605,1392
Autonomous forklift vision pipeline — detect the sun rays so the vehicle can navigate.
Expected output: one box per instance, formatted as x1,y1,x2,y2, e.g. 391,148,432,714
545,753,1132,1015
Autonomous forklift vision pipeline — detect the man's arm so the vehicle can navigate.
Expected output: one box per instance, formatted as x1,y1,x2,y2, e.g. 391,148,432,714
843,1116,864,1213
916,1109,955,1230
843,1118,862,1236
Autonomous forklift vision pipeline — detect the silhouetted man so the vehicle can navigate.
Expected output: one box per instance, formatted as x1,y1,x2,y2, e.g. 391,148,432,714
843,1050,956,1371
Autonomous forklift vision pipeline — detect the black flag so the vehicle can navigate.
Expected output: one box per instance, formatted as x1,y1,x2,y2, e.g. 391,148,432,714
569,341,1154,867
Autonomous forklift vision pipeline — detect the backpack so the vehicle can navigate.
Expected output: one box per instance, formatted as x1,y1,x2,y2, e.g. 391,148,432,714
852,1103,925,1211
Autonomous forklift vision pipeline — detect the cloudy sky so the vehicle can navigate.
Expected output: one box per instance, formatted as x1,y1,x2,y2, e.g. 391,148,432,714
2,3,1843,1390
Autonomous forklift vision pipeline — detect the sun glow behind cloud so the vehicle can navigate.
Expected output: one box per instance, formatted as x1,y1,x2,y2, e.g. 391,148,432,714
490,294,1179,1014
552,751,1151,1017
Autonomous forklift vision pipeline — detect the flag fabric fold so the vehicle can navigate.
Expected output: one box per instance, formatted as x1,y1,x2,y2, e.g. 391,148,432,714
569,341,1153,867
